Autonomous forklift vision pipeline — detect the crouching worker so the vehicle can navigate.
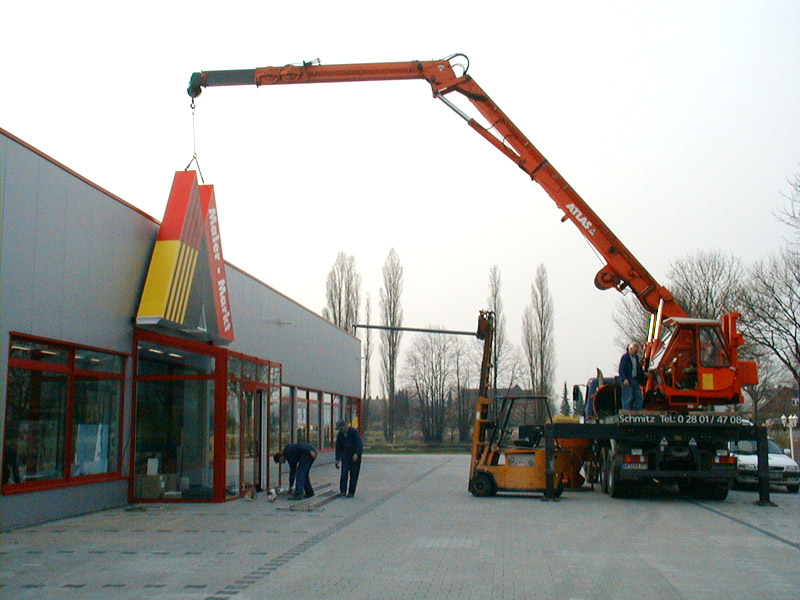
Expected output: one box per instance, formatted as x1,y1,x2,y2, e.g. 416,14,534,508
274,442,317,500
335,420,363,498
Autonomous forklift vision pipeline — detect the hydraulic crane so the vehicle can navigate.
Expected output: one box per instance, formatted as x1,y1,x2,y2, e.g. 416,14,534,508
187,54,758,412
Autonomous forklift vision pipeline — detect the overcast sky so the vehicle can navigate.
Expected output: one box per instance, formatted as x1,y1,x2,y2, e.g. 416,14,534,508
3,1,798,398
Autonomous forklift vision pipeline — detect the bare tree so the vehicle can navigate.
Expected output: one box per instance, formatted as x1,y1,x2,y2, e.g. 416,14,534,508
405,329,453,443
774,170,799,234
380,249,403,443
740,246,800,382
529,264,556,409
451,338,477,443
487,265,508,391
612,296,650,351
361,293,373,432
666,250,744,319
743,356,788,423
613,250,744,345
323,252,361,334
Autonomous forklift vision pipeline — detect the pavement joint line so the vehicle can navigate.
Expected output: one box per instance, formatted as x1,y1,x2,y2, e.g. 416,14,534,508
203,459,449,600
691,500,800,549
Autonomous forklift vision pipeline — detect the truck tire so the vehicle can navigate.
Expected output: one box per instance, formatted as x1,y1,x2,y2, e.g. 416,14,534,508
678,479,695,496
607,463,627,499
786,484,799,494
694,482,728,501
469,473,495,497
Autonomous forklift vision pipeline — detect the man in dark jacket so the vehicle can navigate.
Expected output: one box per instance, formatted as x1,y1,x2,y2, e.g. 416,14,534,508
335,420,363,498
619,342,644,411
274,442,317,500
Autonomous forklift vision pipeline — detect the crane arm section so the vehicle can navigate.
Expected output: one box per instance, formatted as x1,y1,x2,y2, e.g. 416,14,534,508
188,56,686,318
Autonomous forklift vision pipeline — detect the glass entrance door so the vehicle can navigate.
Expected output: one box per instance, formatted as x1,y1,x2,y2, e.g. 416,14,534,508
242,387,263,491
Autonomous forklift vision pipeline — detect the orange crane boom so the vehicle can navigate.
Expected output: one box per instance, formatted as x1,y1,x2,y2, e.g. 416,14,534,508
188,55,685,319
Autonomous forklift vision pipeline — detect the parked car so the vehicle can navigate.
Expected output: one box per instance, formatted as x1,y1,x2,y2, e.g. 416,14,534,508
729,438,799,493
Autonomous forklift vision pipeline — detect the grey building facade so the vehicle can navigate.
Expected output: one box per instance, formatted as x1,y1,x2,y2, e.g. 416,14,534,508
0,128,361,529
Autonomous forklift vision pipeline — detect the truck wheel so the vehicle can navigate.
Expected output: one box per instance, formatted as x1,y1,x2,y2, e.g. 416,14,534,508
600,450,609,494
608,463,627,499
786,484,799,494
694,482,728,501
469,473,495,497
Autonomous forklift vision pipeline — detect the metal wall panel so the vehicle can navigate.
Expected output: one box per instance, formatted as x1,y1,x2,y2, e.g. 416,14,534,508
1,131,361,528
227,266,361,397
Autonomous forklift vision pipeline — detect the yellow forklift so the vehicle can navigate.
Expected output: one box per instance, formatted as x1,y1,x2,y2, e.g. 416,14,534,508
468,311,569,497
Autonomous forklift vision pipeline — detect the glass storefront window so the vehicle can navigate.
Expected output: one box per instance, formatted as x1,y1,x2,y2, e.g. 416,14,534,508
226,381,241,497
323,402,333,449
268,387,280,488
10,340,68,366
257,363,270,384
295,402,307,443
3,337,125,489
242,389,257,490
333,396,343,433
72,377,121,476
137,341,214,376
135,379,214,500
308,393,320,448
228,355,242,379
280,394,292,450
75,351,123,374
4,369,68,483
242,360,256,382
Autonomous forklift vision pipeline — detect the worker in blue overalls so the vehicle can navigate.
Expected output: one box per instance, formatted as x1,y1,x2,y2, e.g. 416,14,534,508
274,442,317,500
335,419,363,498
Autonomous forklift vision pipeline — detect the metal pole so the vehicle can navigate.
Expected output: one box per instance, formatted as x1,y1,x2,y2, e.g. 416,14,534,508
543,424,557,501
354,324,476,337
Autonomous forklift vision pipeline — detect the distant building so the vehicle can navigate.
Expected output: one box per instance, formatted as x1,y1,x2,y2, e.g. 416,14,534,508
0,128,361,529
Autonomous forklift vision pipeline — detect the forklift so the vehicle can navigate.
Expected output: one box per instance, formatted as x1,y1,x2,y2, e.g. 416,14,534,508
468,311,569,497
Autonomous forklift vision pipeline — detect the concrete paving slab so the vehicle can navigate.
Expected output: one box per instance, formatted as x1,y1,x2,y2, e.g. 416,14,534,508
0,454,797,599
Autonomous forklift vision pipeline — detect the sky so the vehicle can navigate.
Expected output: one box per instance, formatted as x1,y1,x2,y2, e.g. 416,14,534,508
3,1,799,400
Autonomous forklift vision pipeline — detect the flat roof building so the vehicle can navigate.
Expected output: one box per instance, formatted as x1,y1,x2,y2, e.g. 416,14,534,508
0,128,361,529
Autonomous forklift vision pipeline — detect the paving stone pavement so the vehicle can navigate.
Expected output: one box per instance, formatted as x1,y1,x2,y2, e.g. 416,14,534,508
1,454,797,599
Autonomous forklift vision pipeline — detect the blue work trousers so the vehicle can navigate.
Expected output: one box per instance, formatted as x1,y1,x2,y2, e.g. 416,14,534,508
295,455,315,498
621,382,643,411
339,457,361,495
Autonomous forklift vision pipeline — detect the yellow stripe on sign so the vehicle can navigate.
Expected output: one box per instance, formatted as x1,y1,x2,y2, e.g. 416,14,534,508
166,243,198,323
137,240,182,318
702,373,714,390
175,245,198,322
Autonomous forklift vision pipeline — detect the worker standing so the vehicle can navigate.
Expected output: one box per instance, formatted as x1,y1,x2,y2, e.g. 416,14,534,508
619,342,644,411
335,419,363,498
274,442,317,500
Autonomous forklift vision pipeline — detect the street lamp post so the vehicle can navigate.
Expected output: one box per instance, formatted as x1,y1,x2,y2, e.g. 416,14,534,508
781,414,798,461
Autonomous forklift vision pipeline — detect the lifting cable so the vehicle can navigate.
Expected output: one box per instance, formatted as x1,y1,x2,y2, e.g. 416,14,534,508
184,99,206,184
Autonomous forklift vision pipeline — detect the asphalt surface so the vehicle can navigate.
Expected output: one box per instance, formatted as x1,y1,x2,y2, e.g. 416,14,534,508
1,454,797,599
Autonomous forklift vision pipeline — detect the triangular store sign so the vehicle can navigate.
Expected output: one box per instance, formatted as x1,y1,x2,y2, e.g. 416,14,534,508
136,171,234,344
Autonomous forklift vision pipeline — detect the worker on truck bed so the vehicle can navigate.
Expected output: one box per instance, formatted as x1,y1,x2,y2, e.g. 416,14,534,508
274,442,317,500
335,419,363,498
619,342,644,411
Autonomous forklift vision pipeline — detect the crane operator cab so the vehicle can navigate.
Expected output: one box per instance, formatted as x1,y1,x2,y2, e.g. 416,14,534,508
645,315,758,410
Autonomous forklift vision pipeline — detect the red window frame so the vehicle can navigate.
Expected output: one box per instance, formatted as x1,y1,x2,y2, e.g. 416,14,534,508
3,332,127,495
225,350,281,499
132,329,226,502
